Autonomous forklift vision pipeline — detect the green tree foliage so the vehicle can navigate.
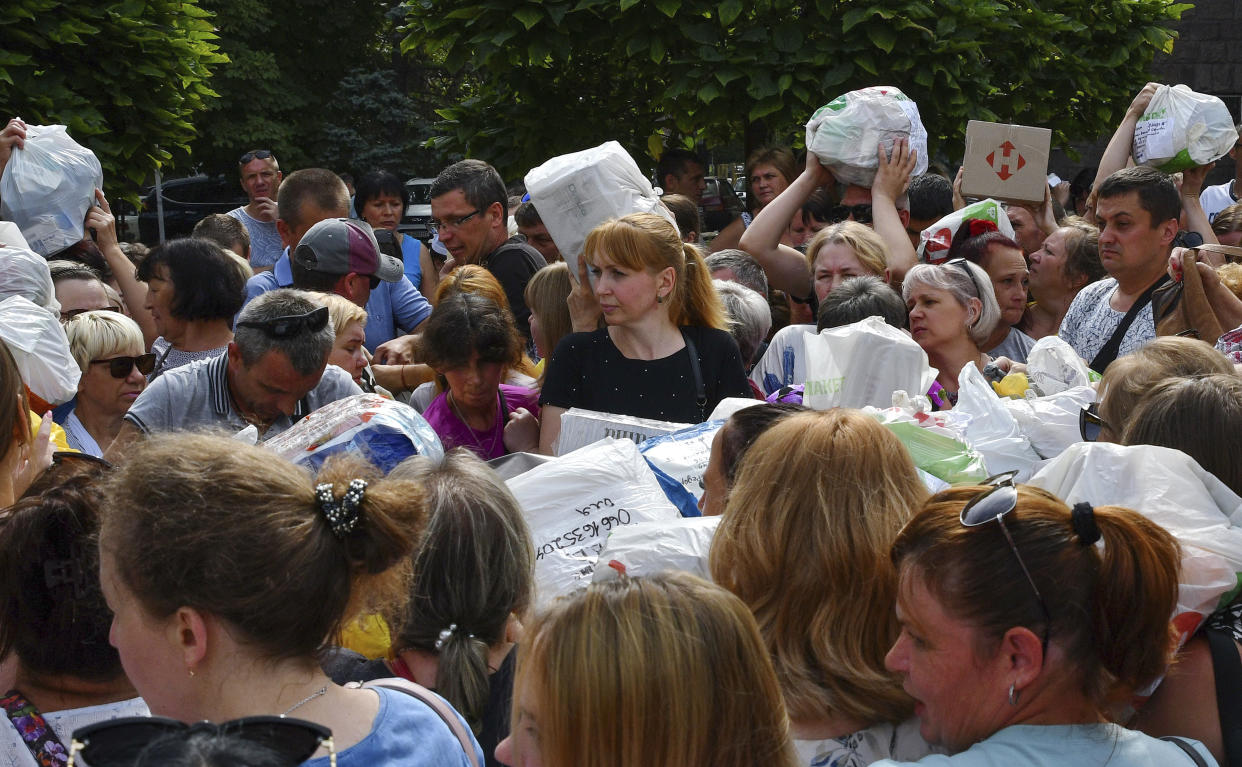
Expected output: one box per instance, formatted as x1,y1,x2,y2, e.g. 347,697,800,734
403,0,1192,178
0,0,226,191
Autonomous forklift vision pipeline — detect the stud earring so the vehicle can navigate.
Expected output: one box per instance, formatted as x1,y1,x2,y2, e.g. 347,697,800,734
656,293,664,304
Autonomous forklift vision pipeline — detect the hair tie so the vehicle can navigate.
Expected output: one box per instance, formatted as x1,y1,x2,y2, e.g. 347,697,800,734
968,218,999,237
1071,501,1100,546
315,479,367,538
433,623,478,651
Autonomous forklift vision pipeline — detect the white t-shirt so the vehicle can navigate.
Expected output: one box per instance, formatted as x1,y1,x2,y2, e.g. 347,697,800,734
750,324,817,395
1201,179,1237,222
795,718,937,767
1058,278,1155,365
0,697,148,767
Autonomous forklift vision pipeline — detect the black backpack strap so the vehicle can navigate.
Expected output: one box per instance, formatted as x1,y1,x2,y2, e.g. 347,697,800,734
1089,275,1170,374
1207,625,1242,766
1161,735,1211,766
680,328,706,421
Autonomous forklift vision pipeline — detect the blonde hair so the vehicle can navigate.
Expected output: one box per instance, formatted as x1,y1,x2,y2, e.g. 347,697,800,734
583,213,727,331
436,264,510,310
710,409,927,725
524,263,573,381
805,220,889,278
513,572,798,767
315,292,368,337
63,310,145,373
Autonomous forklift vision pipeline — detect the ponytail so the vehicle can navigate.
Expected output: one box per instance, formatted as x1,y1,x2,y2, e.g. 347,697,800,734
435,631,493,733
676,243,728,331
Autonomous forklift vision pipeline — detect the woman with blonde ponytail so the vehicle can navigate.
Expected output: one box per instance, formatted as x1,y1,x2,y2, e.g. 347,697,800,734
538,213,750,453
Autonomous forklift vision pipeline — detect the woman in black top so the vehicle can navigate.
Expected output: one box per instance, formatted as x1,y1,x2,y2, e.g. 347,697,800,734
539,213,750,453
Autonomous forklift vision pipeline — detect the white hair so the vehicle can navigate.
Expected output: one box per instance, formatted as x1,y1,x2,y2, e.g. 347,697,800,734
713,279,772,366
64,310,146,373
902,261,1000,347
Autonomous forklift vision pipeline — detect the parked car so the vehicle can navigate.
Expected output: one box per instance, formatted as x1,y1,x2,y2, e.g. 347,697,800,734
732,176,748,208
399,177,435,241
138,174,247,245
700,176,745,234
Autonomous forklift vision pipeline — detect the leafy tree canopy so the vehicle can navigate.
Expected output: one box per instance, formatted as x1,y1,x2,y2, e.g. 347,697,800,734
0,0,226,192
403,0,1192,178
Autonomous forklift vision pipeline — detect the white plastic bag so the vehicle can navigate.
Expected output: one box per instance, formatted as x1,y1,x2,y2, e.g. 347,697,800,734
639,420,724,513
524,141,676,276
0,242,58,312
1133,85,1239,173
1003,385,1094,460
1024,335,1091,396
805,86,929,187
554,406,692,456
592,516,722,583
953,363,1041,480
802,316,937,410
263,393,444,472
0,125,103,257
917,199,1015,263
506,437,682,607
0,295,79,405
1029,442,1242,640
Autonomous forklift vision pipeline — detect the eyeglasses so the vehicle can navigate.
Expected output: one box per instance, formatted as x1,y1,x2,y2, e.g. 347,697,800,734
428,209,482,236
1079,401,1110,441
959,471,1052,651
238,149,274,164
67,715,334,767
827,203,873,224
236,306,330,338
945,257,984,300
90,354,156,379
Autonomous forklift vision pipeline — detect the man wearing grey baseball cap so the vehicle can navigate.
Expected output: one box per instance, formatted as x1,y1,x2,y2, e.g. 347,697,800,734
290,218,404,308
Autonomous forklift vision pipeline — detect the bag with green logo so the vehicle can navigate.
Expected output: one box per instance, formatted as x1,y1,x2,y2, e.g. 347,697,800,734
805,86,929,187
1133,84,1238,173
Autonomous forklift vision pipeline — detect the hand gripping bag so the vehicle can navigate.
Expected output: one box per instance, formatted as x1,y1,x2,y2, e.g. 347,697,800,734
506,437,682,607
524,141,677,277
805,86,929,187
917,199,1015,263
0,295,79,405
1133,85,1239,173
0,124,103,257
802,316,937,410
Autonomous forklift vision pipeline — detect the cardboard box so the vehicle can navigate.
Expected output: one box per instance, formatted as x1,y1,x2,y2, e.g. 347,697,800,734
960,120,1051,204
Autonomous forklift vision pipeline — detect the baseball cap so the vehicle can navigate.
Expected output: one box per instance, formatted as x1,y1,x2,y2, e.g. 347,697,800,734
292,219,403,282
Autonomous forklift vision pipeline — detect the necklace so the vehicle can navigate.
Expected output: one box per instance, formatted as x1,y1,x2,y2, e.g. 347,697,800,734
447,391,501,457
281,686,327,717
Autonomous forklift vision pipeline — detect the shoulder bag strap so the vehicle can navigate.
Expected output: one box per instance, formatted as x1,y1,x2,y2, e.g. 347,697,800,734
362,678,481,767
679,329,707,421
1160,735,1211,767
1,689,70,766
1089,275,1170,374
1206,626,1242,767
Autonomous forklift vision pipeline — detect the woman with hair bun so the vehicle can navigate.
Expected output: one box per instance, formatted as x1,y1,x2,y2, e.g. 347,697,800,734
539,213,750,453
99,433,482,766
873,481,1214,765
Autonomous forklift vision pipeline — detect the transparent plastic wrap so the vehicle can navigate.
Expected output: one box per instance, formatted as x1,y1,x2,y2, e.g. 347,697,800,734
263,393,444,472
954,363,1042,480
0,295,79,405
805,86,928,187
524,141,676,276
1133,85,1239,173
505,437,682,608
0,241,58,312
0,124,103,257
1024,335,1091,395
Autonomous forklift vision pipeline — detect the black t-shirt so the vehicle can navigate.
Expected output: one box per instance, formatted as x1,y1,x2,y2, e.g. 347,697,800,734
539,325,752,423
483,237,546,341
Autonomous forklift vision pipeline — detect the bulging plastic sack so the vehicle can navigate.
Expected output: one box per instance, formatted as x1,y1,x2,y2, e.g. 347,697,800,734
953,362,1042,480
1003,385,1094,460
0,242,58,312
592,516,721,583
805,86,929,187
505,437,682,607
639,420,724,516
1133,85,1239,173
0,124,103,257
524,141,677,277
1024,335,1090,396
917,199,1015,264
802,316,937,410
0,295,79,405
263,393,444,472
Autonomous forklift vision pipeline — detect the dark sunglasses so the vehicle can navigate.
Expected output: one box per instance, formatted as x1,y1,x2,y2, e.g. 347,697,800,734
827,203,873,224
68,715,333,767
90,354,156,379
238,149,274,164
945,257,984,301
236,306,330,338
1079,401,1110,442
959,471,1052,651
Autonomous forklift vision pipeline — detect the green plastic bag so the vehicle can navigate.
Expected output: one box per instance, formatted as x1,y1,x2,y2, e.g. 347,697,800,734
884,421,989,486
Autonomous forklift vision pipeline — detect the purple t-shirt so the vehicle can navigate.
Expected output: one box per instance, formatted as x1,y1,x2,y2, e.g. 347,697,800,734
423,384,540,460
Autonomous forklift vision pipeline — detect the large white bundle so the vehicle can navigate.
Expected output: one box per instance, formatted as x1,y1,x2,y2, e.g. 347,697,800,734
0,125,103,257
1133,85,1238,173
524,141,676,276
0,296,79,405
592,516,721,583
802,316,936,410
805,86,928,187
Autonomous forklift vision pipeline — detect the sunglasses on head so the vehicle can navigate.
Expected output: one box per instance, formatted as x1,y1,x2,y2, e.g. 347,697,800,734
959,471,1052,651
827,203,873,224
236,306,330,339
68,715,334,767
1079,401,1110,442
90,354,156,379
238,149,274,164
945,257,984,300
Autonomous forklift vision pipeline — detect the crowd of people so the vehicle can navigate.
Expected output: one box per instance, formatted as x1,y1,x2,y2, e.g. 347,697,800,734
0,75,1241,767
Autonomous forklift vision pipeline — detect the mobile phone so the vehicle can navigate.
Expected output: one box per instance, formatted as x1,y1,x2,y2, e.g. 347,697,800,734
1046,173,1062,187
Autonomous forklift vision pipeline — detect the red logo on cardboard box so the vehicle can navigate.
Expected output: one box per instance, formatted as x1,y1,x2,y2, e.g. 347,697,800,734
986,141,1026,181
